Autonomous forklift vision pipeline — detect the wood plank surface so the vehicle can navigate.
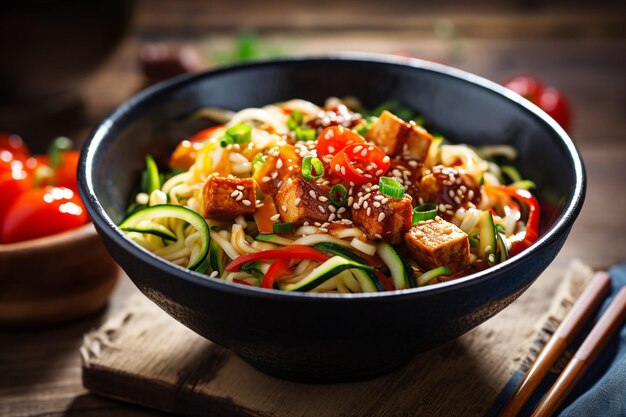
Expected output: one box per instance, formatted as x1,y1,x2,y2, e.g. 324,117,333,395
0,1,625,416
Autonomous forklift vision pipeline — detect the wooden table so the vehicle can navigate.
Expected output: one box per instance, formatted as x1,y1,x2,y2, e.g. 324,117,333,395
1,1,625,415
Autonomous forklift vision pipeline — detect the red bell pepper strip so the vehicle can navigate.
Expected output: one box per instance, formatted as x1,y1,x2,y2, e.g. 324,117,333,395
225,245,329,272
375,271,396,292
330,143,391,185
489,185,540,256
261,258,292,289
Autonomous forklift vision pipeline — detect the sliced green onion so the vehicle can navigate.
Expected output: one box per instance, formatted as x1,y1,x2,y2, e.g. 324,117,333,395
219,135,234,148
273,222,294,234
287,110,303,131
302,155,324,180
48,136,73,168
220,124,252,147
294,127,316,141
355,116,377,136
412,203,438,225
252,153,266,172
227,124,252,144
417,266,451,287
379,177,405,199
329,184,348,208
495,223,505,234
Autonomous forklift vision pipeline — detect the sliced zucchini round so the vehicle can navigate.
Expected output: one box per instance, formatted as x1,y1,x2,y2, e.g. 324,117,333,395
119,204,209,271
279,256,373,292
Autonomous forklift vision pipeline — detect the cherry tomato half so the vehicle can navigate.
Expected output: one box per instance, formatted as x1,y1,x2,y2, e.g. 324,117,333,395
1,186,88,244
316,126,365,159
330,143,391,185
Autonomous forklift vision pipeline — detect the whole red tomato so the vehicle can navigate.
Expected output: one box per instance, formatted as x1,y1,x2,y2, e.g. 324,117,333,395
1,186,88,244
0,168,33,237
0,132,30,174
502,75,572,132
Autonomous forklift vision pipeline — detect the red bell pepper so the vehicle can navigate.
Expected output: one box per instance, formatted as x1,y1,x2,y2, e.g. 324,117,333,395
261,258,292,289
489,185,541,256
225,245,329,272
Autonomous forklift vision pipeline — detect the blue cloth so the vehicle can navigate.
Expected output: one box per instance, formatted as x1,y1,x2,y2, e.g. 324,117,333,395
487,262,626,417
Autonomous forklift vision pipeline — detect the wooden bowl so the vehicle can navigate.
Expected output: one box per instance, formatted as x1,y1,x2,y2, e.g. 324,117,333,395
0,223,120,327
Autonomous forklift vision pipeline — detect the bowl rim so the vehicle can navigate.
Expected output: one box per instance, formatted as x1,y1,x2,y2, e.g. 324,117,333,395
80,52,586,301
0,223,96,255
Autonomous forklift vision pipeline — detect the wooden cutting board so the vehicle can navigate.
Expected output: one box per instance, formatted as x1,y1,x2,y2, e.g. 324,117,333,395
80,261,594,417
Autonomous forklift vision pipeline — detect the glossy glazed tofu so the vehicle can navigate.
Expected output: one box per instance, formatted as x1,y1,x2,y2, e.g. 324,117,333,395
404,216,470,272
201,176,256,219
274,177,334,224
366,110,434,161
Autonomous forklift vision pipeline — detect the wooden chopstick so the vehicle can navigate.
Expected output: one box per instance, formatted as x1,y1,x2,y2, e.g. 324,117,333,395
530,286,626,417
497,271,612,417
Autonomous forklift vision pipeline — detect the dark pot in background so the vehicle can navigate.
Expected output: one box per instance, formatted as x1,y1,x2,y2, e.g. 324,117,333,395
0,0,134,151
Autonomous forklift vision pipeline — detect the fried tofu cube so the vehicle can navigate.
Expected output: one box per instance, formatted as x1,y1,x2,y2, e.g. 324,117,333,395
366,110,434,161
201,176,256,219
274,178,333,224
351,188,413,244
404,217,469,272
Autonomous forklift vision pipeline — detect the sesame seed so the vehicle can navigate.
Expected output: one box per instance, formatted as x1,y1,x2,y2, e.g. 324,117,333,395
303,221,310,226
328,205,336,212
353,203,360,210
363,201,369,209
318,196,328,202
209,271,219,278
361,149,368,157
468,190,475,200
375,233,382,239
382,156,390,163
366,207,371,216
236,185,245,191
408,160,418,167
449,190,455,198
314,222,322,227
353,145,363,153
281,205,287,212
334,164,341,172
325,130,334,139
454,196,462,205
328,146,335,153
294,197,301,206
276,159,283,169
378,212,386,222
373,202,381,207
319,227,328,233
381,198,389,204
340,166,346,176
337,207,346,214
375,169,384,176
270,214,281,221
288,166,294,171
242,200,252,206
236,194,244,201
318,205,326,213
230,190,239,197
271,172,278,179
439,204,446,212
309,190,316,198
328,213,336,221
262,176,271,182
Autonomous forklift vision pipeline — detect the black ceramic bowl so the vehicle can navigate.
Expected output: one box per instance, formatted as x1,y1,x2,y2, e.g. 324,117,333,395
79,55,585,382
